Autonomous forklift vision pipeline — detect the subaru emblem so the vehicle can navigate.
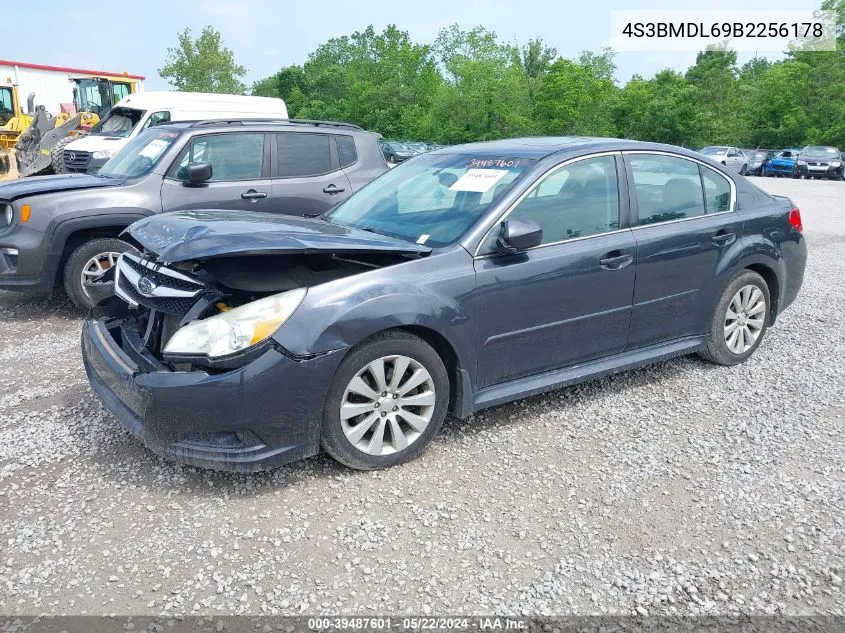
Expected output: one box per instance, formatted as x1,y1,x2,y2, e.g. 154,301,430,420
137,276,157,296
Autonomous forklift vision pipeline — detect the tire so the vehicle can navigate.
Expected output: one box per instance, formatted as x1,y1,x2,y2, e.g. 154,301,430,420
740,164,747,176
699,270,771,366
62,238,138,310
389,154,396,163
321,330,449,470
50,136,75,174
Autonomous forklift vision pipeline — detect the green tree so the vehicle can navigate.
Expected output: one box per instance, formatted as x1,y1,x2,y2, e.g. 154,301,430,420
159,26,247,94
685,48,741,143
425,25,534,143
614,70,706,147
520,38,557,102
533,57,618,136
744,60,812,147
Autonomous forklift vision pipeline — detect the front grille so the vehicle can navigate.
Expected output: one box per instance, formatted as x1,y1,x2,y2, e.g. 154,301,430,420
63,150,91,169
115,253,206,315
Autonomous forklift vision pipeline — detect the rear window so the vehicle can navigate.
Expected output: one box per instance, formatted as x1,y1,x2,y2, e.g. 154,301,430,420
276,133,332,178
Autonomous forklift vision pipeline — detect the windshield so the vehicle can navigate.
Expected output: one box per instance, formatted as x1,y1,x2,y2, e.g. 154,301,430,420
326,153,535,247
98,128,181,178
801,146,839,159
90,107,146,138
700,147,727,155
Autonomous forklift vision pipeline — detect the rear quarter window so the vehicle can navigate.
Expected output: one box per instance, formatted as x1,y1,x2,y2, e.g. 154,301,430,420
336,135,357,168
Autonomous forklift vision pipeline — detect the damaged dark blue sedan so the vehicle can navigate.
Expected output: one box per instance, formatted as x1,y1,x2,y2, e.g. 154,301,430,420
82,137,807,471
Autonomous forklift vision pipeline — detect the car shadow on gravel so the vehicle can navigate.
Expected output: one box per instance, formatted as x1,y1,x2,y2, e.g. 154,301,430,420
82,354,701,498
0,290,81,322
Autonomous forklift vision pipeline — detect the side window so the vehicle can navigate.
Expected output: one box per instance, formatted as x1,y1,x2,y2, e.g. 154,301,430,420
144,111,171,129
700,166,732,213
628,154,705,225
507,155,619,245
169,133,264,181
276,133,332,177
336,135,357,168
727,148,737,157
112,83,130,103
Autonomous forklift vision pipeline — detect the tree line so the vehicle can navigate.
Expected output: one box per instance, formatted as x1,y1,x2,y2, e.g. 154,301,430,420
159,0,845,150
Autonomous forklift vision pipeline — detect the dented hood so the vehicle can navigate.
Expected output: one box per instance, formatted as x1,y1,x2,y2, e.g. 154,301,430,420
125,209,432,263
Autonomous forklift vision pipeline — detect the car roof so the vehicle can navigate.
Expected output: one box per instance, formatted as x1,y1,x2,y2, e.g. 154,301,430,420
427,137,709,161
154,119,380,137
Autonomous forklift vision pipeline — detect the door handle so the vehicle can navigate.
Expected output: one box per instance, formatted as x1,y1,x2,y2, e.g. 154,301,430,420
323,184,346,195
712,230,736,246
241,190,267,201
599,251,633,270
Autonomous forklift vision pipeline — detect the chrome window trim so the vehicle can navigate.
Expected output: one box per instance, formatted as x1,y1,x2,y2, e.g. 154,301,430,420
622,150,737,229
472,151,623,258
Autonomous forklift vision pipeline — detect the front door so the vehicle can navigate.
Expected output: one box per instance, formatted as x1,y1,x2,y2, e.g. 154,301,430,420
160,131,273,214
473,154,636,389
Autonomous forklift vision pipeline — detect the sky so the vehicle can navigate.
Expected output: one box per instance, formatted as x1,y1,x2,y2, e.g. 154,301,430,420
5,0,809,91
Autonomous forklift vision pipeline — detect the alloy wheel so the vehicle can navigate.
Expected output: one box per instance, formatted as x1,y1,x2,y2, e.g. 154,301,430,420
80,251,121,298
340,355,436,456
724,284,766,354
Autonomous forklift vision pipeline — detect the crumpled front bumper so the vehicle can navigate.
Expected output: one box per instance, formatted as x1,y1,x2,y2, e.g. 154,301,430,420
81,306,345,472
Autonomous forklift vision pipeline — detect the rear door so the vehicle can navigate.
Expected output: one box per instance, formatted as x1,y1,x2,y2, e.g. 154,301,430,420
624,152,741,349
160,131,273,213
270,131,352,216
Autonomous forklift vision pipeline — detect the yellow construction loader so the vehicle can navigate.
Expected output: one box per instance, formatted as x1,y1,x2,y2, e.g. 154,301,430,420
1,76,138,179
0,82,25,179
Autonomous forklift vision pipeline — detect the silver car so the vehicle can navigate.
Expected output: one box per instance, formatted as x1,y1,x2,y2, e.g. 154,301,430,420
699,146,749,175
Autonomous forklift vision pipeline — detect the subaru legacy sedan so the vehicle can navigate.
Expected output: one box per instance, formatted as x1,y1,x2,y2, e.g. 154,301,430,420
82,137,807,472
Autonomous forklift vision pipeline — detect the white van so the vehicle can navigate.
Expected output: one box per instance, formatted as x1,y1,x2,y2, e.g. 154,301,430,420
59,91,288,173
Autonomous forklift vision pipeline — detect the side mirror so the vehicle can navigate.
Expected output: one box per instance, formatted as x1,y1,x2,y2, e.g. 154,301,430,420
186,161,212,184
497,218,542,253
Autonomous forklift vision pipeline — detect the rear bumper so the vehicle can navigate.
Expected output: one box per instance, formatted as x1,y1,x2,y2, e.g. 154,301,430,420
82,306,345,471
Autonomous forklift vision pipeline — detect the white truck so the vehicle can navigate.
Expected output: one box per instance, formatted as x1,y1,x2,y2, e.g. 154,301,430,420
59,92,289,173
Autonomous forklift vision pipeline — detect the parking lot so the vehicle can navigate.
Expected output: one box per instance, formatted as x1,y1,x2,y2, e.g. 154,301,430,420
0,177,843,617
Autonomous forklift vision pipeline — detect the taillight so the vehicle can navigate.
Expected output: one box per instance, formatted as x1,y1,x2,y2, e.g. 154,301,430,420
789,208,803,232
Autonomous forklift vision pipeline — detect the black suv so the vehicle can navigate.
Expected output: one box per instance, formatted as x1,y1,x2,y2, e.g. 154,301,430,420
0,119,388,308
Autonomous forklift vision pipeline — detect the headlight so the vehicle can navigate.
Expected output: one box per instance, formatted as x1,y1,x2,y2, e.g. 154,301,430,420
797,160,807,166
832,161,842,167
1,203,11,227
92,149,117,160
163,288,306,358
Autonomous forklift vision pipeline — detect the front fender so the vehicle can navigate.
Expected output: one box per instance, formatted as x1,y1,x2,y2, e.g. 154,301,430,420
274,249,477,378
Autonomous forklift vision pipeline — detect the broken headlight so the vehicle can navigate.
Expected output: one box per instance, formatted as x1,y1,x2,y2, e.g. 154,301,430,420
163,288,306,358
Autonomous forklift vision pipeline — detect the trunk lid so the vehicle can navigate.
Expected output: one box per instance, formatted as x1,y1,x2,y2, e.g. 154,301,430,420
124,209,432,263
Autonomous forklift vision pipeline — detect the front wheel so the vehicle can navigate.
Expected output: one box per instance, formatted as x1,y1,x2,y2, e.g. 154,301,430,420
740,164,747,176
321,330,449,470
699,270,770,366
63,238,138,310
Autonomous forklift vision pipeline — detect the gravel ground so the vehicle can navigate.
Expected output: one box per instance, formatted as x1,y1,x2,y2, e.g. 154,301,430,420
0,178,843,618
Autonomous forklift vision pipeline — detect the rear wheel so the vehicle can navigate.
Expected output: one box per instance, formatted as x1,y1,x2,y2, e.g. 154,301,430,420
321,330,449,470
62,238,137,310
699,270,770,366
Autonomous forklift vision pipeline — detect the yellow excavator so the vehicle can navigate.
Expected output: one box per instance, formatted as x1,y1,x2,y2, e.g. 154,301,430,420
1,76,137,179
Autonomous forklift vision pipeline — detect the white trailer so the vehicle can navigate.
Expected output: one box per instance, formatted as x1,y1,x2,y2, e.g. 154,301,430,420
0,59,144,116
